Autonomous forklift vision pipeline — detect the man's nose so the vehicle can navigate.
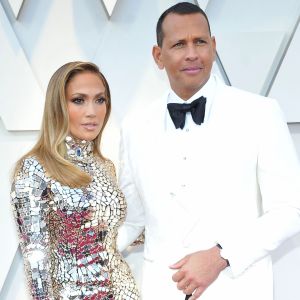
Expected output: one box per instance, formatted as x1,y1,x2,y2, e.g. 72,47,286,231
185,45,198,61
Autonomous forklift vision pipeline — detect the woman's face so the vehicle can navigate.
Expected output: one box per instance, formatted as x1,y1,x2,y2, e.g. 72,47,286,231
66,71,107,141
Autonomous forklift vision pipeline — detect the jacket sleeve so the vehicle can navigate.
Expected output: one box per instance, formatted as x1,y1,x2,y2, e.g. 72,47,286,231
218,99,300,277
117,124,145,252
11,158,54,299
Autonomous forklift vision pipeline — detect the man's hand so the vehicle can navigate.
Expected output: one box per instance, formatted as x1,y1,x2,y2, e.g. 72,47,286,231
169,246,228,299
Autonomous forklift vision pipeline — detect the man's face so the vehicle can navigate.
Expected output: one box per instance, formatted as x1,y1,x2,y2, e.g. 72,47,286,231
153,13,216,100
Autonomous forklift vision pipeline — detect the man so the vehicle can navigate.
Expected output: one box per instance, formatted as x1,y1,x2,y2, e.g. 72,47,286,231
117,2,300,300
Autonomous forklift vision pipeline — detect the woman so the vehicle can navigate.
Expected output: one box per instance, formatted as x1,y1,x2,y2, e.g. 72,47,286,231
11,61,140,300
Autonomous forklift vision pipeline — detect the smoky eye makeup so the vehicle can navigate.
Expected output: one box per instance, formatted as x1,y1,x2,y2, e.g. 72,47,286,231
71,97,84,104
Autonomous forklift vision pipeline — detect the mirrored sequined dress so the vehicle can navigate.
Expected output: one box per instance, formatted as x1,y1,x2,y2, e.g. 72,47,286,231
11,137,140,300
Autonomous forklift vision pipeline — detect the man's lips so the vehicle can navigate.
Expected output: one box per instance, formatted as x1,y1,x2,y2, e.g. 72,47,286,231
181,66,202,74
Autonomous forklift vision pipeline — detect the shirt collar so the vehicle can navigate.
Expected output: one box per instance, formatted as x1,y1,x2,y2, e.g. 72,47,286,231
167,75,217,123
167,75,216,103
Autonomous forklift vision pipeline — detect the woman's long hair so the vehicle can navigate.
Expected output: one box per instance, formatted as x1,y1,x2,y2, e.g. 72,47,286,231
13,61,111,187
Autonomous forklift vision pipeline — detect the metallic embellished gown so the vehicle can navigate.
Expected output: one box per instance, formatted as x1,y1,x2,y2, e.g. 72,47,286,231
11,137,140,300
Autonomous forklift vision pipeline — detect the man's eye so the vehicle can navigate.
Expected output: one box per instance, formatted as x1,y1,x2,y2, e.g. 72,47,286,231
96,97,106,104
173,42,184,48
72,98,84,104
195,39,206,45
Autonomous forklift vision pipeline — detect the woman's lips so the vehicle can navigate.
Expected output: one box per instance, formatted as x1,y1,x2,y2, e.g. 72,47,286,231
82,123,98,130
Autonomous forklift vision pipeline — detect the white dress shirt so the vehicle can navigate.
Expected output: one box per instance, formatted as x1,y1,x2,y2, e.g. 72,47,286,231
166,75,216,131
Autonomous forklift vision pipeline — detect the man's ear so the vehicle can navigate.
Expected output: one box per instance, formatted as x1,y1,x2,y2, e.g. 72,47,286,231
152,45,164,70
211,36,217,61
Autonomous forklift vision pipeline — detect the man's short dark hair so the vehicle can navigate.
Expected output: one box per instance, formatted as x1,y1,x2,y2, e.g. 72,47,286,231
156,2,211,47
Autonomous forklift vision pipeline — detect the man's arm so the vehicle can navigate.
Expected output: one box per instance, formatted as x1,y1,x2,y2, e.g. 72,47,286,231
117,125,145,251
170,245,228,299
170,99,300,298
217,99,300,276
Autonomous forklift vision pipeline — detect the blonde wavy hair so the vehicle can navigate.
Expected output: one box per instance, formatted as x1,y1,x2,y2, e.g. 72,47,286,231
14,61,111,187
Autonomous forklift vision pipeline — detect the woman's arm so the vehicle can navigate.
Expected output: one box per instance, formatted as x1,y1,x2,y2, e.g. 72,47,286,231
11,158,54,300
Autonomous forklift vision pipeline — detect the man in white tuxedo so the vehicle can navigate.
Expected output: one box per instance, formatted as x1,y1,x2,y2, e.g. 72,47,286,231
117,2,300,300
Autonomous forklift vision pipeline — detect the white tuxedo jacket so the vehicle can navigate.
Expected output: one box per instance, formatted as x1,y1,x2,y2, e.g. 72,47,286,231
118,75,300,300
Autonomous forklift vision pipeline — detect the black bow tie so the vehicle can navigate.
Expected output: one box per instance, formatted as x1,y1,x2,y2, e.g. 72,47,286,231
167,96,207,129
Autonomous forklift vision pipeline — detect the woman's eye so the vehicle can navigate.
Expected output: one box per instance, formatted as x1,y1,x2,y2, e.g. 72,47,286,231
71,97,84,104
96,97,106,104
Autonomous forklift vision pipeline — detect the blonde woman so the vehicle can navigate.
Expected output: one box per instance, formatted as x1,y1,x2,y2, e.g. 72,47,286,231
11,61,140,300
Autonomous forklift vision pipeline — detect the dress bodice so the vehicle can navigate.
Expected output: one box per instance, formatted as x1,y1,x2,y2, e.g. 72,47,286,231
11,136,139,300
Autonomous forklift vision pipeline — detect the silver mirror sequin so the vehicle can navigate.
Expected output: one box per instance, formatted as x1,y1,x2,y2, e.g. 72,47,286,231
11,136,140,299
